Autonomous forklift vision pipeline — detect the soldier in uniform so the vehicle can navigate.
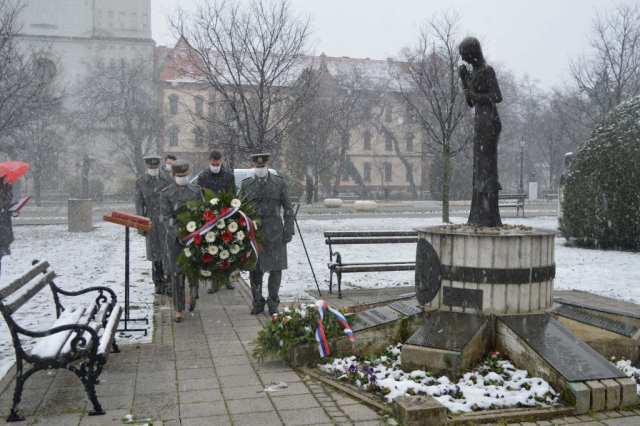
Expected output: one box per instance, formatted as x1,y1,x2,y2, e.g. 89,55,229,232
0,173,14,279
160,160,204,323
239,154,294,315
197,150,237,294
135,155,173,294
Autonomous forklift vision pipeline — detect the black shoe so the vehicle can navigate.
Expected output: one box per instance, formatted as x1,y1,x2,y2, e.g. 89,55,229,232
166,290,172,297
207,286,219,294
155,288,165,295
251,305,265,315
226,282,235,290
269,307,278,316
174,315,182,323
188,299,196,312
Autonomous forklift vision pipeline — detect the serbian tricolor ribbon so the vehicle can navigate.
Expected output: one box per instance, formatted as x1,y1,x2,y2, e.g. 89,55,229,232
182,207,260,260
314,300,355,357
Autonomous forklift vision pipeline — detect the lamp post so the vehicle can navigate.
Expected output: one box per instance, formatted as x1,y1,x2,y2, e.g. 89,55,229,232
519,140,525,194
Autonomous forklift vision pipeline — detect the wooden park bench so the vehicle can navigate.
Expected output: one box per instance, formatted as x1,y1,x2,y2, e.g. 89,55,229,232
542,189,559,201
324,231,418,299
0,260,122,422
498,193,526,217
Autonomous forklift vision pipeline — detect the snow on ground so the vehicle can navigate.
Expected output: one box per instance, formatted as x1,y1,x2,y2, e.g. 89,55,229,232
278,216,640,305
0,223,154,381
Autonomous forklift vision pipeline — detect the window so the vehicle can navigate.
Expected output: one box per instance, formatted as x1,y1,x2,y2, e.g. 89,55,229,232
35,58,57,82
169,126,179,147
385,135,393,151
194,127,204,147
119,12,125,28
108,11,114,28
385,163,392,182
364,163,371,182
363,132,371,150
209,101,217,121
169,95,178,115
131,13,137,28
97,11,103,27
405,133,414,152
342,165,350,182
363,105,371,120
385,105,392,122
195,96,204,116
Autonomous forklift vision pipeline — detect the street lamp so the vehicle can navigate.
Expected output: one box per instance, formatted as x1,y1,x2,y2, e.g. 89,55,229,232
519,140,525,194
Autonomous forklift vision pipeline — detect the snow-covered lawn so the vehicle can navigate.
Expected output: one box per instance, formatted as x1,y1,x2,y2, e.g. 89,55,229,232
281,216,640,305
0,223,154,381
318,344,559,413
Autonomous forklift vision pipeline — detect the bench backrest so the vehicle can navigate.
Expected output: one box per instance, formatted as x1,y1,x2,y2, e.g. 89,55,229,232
325,231,418,238
498,194,525,200
0,261,55,317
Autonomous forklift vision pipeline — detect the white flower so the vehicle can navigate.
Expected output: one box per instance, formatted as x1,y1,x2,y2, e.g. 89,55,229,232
200,269,212,277
207,245,219,255
236,231,245,241
231,198,242,208
210,198,219,206
228,222,238,233
216,219,226,229
229,244,240,254
186,222,197,232
219,250,230,260
184,247,192,257
205,232,216,243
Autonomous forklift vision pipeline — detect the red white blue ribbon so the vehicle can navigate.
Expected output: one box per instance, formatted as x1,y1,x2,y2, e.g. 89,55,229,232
314,300,355,357
183,207,238,245
238,210,260,259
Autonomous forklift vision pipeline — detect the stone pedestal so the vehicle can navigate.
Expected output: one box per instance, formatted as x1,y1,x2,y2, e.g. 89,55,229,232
323,198,343,208
529,182,538,200
415,226,556,315
68,199,93,232
354,200,377,212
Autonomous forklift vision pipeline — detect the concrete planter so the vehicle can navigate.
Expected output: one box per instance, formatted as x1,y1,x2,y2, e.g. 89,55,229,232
68,199,93,232
323,198,343,208
354,200,377,212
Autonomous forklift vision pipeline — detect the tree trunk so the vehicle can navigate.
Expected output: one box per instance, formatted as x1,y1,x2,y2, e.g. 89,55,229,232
332,132,349,196
391,134,418,199
442,139,451,223
34,172,42,207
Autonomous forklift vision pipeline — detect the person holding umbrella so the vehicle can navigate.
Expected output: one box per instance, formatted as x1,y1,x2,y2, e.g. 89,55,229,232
0,161,30,279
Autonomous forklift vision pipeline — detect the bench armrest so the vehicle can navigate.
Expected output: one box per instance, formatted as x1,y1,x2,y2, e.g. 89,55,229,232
49,284,117,319
15,322,100,360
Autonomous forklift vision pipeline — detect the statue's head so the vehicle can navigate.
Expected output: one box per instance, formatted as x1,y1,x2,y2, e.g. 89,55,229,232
459,37,484,65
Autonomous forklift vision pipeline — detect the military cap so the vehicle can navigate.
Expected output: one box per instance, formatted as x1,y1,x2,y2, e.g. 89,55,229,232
143,155,162,168
171,159,190,176
250,153,270,166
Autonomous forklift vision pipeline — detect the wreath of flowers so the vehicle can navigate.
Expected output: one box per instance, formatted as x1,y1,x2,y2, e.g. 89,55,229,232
176,188,261,290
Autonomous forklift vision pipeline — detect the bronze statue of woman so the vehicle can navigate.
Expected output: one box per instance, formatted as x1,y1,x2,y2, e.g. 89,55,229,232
459,37,503,227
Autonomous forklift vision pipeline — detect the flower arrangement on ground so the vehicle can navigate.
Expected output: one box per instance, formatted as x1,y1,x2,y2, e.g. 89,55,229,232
176,188,261,290
253,301,351,362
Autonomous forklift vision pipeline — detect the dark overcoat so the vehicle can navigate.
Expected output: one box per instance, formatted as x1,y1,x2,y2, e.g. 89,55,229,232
0,183,14,257
196,167,237,195
159,182,204,277
135,172,173,261
239,173,294,271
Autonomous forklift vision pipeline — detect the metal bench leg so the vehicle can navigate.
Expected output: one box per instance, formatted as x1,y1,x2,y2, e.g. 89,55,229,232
7,360,26,422
337,272,342,299
328,269,333,295
111,338,120,354
85,361,105,416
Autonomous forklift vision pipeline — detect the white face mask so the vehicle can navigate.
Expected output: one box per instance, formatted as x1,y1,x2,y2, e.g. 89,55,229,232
165,164,172,172
210,166,221,174
175,176,189,186
255,167,268,178
147,168,159,177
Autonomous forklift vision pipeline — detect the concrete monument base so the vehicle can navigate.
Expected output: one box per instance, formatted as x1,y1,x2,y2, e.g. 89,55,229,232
68,199,93,232
354,200,377,212
323,198,343,208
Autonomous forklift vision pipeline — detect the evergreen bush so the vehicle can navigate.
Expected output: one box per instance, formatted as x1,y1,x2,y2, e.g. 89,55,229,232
559,96,640,250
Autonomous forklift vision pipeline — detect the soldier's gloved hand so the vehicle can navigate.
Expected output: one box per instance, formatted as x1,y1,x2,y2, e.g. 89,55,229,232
284,231,294,243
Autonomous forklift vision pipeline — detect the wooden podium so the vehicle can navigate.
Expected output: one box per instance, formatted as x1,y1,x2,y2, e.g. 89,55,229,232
103,211,151,335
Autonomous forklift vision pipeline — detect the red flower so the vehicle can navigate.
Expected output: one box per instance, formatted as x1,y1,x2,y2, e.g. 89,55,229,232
203,210,215,221
238,216,246,227
202,254,212,263
220,261,230,270
221,231,233,243
239,254,247,265
193,234,203,245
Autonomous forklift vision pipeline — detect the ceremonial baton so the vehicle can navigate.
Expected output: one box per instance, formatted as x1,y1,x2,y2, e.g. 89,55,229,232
293,204,322,297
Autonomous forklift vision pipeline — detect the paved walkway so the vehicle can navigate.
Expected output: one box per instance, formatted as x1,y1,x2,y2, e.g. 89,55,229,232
0,280,386,425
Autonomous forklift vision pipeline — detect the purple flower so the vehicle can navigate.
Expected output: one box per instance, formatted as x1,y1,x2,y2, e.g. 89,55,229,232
348,364,357,374
369,374,377,384
366,367,374,375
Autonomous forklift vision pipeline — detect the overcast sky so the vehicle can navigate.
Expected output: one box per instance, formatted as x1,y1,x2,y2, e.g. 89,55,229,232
152,0,626,90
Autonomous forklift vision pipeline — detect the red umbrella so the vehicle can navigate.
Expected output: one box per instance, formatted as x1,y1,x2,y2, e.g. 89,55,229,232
0,162,30,184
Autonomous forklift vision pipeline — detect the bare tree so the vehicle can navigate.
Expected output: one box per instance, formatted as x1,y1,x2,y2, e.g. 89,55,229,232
169,0,317,159
558,3,640,143
397,11,471,222
0,0,63,153
75,57,164,177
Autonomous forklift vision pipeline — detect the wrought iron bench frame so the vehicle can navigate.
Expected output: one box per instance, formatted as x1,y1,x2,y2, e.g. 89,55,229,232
0,260,122,422
324,231,418,299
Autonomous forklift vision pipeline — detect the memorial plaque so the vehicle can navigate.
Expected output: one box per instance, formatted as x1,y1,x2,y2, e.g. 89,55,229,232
415,239,441,305
443,286,483,310
350,306,402,332
389,301,423,317
500,314,626,382
405,311,487,351
552,304,638,338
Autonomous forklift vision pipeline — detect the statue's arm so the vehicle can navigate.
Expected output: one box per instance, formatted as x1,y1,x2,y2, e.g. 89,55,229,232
472,67,502,105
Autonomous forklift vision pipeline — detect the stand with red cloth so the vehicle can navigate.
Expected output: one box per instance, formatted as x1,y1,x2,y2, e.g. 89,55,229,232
103,210,151,335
